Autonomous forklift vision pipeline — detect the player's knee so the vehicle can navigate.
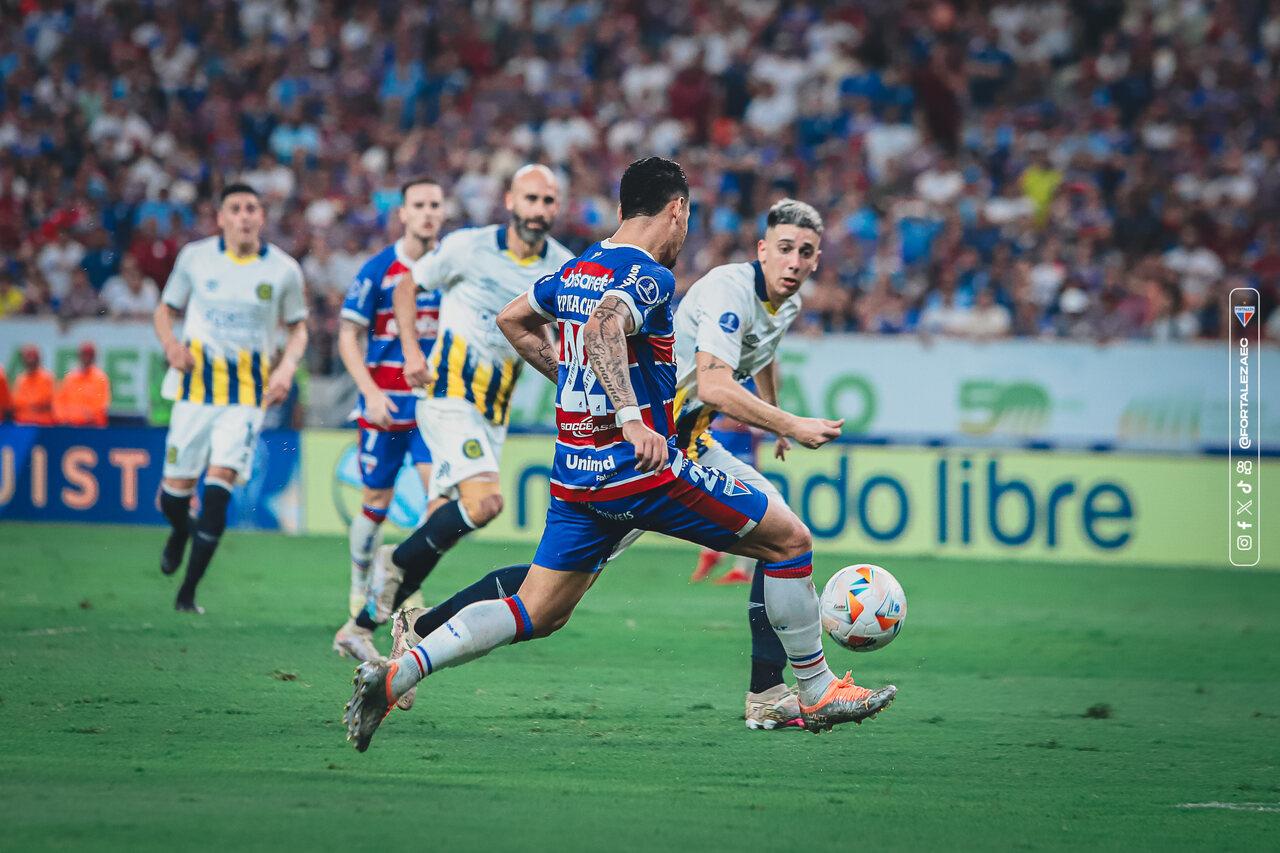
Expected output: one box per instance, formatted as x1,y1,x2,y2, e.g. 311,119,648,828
765,513,811,563
462,493,504,527
520,595,574,638
531,610,572,638
362,488,393,510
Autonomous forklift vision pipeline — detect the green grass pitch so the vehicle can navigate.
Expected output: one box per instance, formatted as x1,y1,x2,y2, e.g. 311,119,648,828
1,522,1278,851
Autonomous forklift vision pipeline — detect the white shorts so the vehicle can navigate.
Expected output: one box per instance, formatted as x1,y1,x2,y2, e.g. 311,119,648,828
416,397,507,501
163,400,265,484
606,437,783,561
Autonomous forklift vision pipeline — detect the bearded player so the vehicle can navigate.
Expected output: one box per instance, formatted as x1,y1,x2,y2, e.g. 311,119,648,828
331,176,446,662
345,165,573,642
154,182,307,613
344,158,895,751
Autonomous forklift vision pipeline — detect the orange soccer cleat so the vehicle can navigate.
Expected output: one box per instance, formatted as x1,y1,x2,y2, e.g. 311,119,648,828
798,671,897,733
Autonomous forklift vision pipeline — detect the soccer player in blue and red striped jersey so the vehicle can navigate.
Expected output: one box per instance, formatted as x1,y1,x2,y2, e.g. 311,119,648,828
331,177,444,662
344,158,896,750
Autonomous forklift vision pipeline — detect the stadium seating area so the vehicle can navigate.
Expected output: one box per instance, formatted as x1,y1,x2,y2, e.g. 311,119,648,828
2,0,1280,373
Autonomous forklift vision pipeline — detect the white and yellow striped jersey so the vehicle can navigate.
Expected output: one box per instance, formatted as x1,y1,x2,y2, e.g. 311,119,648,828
411,224,572,425
159,236,307,407
672,260,801,450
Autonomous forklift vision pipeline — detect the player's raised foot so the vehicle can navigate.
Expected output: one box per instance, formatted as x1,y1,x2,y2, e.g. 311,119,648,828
690,549,722,583
333,618,383,662
714,566,752,585
174,597,205,615
799,672,896,733
389,605,430,711
744,684,803,730
369,544,404,624
344,659,398,752
160,525,191,576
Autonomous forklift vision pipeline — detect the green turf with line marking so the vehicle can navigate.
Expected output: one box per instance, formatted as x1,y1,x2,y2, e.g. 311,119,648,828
0,522,1277,851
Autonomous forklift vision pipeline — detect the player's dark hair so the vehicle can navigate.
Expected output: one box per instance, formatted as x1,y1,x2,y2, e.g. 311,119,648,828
766,198,824,235
219,182,260,203
400,175,441,198
619,157,688,220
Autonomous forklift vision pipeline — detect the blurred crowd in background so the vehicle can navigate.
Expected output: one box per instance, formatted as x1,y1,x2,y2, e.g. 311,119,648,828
2,0,1280,376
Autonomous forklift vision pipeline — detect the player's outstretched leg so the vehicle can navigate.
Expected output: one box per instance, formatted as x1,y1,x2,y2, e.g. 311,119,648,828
158,483,195,576
739,503,897,732
388,563,533,710
744,563,801,730
345,565,590,751
175,474,234,613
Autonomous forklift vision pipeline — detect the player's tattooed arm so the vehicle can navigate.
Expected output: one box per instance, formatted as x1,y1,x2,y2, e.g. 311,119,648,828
497,293,558,383
582,295,638,409
583,295,666,472
697,351,844,450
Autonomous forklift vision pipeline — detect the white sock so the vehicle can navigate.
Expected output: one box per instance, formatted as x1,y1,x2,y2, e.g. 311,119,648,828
349,508,385,570
762,552,836,706
390,596,530,695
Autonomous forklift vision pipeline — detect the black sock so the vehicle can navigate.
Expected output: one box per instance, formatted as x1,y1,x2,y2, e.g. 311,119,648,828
391,500,476,607
159,488,193,573
160,487,193,532
414,564,530,638
748,561,787,693
177,481,231,605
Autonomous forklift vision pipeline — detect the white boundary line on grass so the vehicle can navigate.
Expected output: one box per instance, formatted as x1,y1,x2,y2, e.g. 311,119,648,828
1177,802,1280,813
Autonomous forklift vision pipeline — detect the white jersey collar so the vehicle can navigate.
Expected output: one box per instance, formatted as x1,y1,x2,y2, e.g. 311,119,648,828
600,238,655,262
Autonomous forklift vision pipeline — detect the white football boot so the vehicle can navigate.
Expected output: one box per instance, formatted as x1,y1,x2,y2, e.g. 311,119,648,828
332,618,383,663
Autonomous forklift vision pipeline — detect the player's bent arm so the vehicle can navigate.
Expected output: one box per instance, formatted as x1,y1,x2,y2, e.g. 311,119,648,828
338,319,394,426
582,295,638,409
583,295,666,472
752,358,792,458
497,295,558,384
392,272,430,387
697,351,843,449
264,320,308,407
153,302,193,370
753,358,780,407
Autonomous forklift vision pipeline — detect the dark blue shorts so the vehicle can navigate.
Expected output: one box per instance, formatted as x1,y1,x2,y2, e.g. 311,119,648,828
532,454,770,573
357,427,432,490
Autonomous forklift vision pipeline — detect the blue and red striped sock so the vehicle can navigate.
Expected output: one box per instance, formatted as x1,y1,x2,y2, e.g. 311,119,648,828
759,551,836,704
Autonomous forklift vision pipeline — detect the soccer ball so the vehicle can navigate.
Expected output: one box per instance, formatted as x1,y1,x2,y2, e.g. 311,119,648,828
819,564,906,652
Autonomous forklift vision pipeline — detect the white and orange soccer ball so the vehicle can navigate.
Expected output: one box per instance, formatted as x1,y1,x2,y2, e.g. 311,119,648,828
819,564,906,652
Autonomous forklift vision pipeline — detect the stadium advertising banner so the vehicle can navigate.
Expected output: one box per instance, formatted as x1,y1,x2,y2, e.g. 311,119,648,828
6,318,1278,452
301,432,1277,570
0,425,303,531
505,336,1280,453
